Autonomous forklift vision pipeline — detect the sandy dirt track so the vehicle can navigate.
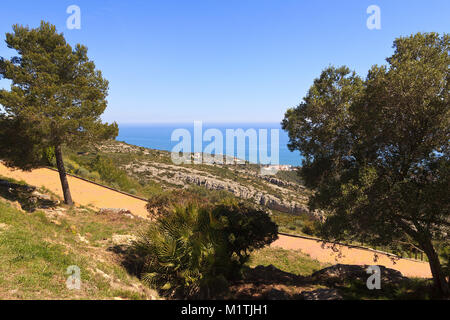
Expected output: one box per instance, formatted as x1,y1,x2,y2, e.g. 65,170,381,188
0,163,431,278
0,163,149,218
272,235,431,278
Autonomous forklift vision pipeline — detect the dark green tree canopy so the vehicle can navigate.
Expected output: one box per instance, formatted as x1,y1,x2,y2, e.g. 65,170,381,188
0,21,118,170
0,21,118,205
283,32,449,296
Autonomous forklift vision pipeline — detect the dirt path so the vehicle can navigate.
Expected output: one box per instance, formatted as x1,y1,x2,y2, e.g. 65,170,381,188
0,163,431,278
272,235,431,278
0,163,149,218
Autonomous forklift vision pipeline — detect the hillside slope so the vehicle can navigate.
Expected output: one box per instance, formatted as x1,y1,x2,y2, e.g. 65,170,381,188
0,159,432,278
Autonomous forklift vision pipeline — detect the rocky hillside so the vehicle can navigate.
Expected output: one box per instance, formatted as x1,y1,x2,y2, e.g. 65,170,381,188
95,140,323,220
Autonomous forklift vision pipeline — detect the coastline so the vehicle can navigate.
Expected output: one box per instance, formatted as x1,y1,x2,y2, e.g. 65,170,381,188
116,122,304,166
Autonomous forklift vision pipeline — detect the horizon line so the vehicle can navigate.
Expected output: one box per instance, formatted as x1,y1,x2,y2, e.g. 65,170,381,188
116,121,283,125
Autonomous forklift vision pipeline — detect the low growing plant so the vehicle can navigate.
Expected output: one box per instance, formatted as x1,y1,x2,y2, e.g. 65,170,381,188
133,200,278,298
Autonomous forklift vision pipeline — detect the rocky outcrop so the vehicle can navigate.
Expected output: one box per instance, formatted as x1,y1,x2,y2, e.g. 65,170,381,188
182,174,310,215
185,175,319,217
124,161,323,220
259,176,303,189
311,264,406,286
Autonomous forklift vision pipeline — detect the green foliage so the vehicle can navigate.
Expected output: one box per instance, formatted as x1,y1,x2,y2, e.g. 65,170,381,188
282,32,450,295
300,219,322,237
62,151,164,198
0,195,151,299
269,210,320,237
146,186,236,218
90,155,137,191
248,247,328,276
134,201,278,298
0,21,118,204
209,200,279,265
146,190,205,217
275,169,303,185
134,204,229,298
0,115,51,170
439,244,450,278
64,158,81,174
0,21,118,163
43,146,56,166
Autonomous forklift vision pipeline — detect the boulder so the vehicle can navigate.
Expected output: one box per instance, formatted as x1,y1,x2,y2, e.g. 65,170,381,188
311,264,406,286
31,191,52,201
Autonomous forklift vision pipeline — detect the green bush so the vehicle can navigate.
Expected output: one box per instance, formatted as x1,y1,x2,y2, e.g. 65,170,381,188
77,167,90,178
301,219,321,237
210,200,279,265
90,155,138,191
146,188,235,218
43,146,56,166
64,159,80,174
87,171,101,181
134,204,229,298
134,201,278,298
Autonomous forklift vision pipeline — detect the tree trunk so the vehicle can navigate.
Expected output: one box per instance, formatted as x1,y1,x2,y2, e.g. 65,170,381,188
54,145,74,206
421,238,449,297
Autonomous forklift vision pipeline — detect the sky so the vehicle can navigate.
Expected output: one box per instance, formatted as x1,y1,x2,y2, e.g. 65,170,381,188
0,0,449,124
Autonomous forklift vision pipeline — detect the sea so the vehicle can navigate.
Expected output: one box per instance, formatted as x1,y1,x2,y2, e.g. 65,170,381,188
116,123,304,166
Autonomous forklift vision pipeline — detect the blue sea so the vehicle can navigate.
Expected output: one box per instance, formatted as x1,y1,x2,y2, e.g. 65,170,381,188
117,123,303,166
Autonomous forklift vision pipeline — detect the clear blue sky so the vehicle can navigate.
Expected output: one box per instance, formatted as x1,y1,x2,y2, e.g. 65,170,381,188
0,0,449,124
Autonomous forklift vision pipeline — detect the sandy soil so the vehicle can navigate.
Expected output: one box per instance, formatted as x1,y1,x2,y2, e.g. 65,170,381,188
0,163,432,278
0,163,149,218
272,235,431,278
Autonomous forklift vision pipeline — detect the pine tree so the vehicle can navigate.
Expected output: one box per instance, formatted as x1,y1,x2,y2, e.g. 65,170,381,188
0,21,118,205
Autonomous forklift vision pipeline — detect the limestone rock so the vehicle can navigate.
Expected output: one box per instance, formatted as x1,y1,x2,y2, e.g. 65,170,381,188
111,234,137,246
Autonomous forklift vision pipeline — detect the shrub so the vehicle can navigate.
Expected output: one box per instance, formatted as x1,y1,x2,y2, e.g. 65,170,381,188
209,200,278,265
77,167,90,178
87,171,101,181
134,204,230,298
90,155,138,191
134,200,278,298
146,190,205,218
301,219,321,236
43,146,56,166
146,188,232,218
64,159,79,173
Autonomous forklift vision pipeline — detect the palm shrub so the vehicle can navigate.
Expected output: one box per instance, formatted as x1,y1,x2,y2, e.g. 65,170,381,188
134,204,229,298
133,200,278,298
